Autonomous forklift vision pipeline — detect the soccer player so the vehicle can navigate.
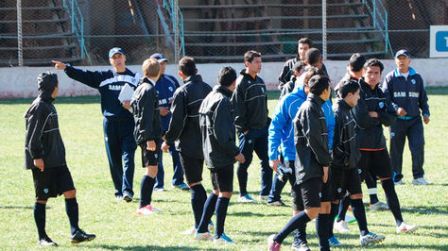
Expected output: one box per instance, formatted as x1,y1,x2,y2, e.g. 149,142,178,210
381,49,431,185
329,79,385,247
232,50,272,202
268,75,332,251
278,37,329,87
333,53,388,235
354,58,417,234
130,58,162,215
268,68,334,250
279,61,305,98
195,66,246,244
161,56,212,232
53,48,139,202
25,72,95,246
150,53,188,191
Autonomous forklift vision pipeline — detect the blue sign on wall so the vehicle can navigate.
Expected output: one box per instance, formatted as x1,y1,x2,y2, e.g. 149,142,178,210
435,31,448,52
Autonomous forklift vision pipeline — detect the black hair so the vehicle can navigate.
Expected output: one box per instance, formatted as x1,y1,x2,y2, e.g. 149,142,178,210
363,58,384,73
308,75,330,96
178,56,197,77
305,48,321,66
339,79,360,98
298,37,312,47
293,61,305,72
349,53,366,72
218,66,237,87
243,50,261,63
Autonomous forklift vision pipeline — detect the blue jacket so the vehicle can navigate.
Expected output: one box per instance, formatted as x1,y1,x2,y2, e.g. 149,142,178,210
155,74,180,132
381,67,430,119
268,85,335,162
65,66,140,119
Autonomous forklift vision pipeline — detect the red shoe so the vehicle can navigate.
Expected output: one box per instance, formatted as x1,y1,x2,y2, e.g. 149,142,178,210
136,204,159,216
268,234,281,251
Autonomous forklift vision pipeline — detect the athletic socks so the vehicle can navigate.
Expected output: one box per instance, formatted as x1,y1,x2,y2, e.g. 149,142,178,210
215,197,230,237
366,175,379,205
65,198,80,235
140,175,155,208
350,198,369,236
316,214,330,251
274,211,311,244
329,203,339,237
197,192,218,233
237,166,248,195
34,202,47,240
190,184,207,228
381,179,404,226
337,195,350,222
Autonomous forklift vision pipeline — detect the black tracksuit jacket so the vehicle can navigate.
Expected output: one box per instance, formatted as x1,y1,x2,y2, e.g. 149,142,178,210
353,79,396,149
165,74,212,159
231,70,269,133
331,99,360,169
294,94,331,184
199,85,239,169
131,77,162,145
24,93,66,170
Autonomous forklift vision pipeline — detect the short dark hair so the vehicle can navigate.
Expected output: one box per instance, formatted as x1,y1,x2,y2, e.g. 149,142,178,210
244,50,261,63
339,79,360,98
363,58,384,73
349,53,366,72
305,48,321,66
303,66,321,87
179,56,197,77
298,37,312,47
308,75,330,96
217,66,237,87
293,61,305,72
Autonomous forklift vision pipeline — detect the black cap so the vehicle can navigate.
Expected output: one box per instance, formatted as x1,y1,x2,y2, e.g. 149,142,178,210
395,49,410,59
37,72,58,92
150,53,168,63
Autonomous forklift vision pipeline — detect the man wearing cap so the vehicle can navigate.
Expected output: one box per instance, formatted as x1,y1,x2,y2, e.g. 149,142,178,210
150,53,188,191
381,49,431,185
52,48,139,202
25,72,96,246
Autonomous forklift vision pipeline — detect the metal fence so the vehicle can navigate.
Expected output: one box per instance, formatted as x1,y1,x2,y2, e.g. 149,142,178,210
1,0,443,67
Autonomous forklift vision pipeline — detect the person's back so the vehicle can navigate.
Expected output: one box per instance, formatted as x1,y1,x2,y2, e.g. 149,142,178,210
166,74,212,159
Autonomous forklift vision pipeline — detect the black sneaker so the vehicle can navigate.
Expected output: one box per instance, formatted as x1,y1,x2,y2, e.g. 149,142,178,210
38,236,58,247
123,192,133,203
71,229,96,244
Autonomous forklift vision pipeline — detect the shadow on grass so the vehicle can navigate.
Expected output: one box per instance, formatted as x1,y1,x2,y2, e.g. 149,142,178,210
87,244,221,250
400,205,448,215
0,96,100,105
0,205,34,210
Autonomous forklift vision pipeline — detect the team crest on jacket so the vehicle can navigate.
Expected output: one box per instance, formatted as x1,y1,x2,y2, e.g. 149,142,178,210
378,102,384,109
411,79,416,85
169,86,173,92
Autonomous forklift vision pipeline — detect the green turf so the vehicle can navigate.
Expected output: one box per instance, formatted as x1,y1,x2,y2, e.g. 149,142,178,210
1,90,447,250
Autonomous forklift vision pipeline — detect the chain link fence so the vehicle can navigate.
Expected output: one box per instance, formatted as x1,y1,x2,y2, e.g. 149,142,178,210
1,0,447,67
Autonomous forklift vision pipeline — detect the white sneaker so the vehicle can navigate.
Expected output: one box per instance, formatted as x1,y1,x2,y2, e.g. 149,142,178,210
194,232,213,241
394,179,405,185
238,194,256,203
396,222,418,233
369,201,389,211
334,220,350,233
412,177,431,185
360,232,385,246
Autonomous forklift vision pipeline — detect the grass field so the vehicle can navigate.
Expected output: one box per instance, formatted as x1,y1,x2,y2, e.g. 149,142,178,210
1,89,447,251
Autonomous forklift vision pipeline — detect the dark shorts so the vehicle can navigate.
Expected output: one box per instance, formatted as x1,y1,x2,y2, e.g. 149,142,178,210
330,168,363,201
210,166,234,192
32,165,75,200
291,185,304,211
358,150,392,180
298,178,330,209
179,153,204,185
140,141,160,167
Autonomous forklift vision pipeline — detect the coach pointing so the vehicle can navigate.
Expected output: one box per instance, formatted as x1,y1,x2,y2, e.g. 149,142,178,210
52,48,140,202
